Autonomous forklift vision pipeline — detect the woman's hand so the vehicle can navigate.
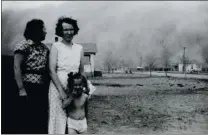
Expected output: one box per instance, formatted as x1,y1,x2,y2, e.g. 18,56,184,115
60,90,67,101
19,88,27,96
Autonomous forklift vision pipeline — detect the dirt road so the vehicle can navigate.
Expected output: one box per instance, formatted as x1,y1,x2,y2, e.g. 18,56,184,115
138,71,208,79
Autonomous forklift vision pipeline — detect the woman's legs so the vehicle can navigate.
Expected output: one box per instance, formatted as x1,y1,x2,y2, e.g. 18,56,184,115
24,83,49,134
80,129,88,134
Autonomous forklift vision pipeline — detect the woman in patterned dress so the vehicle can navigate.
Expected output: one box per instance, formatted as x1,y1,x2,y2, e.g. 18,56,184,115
14,19,50,134
48,17,85,134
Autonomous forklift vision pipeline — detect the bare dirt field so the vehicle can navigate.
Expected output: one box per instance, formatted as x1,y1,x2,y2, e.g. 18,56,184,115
87,73,208,134
2,56,207,134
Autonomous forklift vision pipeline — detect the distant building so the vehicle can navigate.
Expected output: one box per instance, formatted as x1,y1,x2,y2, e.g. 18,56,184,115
136,66,144,71
81,43,97,76
202,64,208,72
178,60,202,72
154,63,178,71
171,63,179,71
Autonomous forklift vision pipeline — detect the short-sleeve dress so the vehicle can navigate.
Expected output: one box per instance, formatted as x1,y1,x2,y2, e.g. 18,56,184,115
14,39,50,134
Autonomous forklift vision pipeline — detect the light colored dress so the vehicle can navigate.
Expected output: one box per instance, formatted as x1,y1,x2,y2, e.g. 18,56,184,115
48,42,83,134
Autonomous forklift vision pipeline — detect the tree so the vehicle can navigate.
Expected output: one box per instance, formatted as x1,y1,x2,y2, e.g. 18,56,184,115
145,54,157,77
201,44,208,64
155,22,176,76
119,30,142,68
103,50,117,73
103,52,112,73
161,47,172,77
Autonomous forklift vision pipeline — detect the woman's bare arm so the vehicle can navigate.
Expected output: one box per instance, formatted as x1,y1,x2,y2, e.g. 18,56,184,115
62,95,73,108
79,48,85,75
84,95,89,121
49,45,67,100
14,53,27,96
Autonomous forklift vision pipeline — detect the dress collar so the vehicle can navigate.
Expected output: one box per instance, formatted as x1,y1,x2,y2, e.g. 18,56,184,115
26,39,35,45
26,39,44,47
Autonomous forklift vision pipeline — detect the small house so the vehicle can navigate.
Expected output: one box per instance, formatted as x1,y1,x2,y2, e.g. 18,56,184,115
178,60,202,72
136,66,144,71
202,64,208,72
81,43,97,76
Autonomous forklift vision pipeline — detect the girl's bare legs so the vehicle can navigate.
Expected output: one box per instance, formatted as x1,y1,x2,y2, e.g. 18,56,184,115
80,129,88,134
68,128,77,134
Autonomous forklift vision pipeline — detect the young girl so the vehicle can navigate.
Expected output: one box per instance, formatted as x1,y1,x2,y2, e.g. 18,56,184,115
62,72,90,134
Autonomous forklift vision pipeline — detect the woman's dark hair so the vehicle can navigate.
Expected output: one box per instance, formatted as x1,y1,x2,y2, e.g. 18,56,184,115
23,19,45,42
55,17,79,37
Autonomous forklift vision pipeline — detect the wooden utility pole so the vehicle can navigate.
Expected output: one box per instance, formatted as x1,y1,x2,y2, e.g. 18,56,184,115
140,56,143,67
183,47,187,78
140,56,143,72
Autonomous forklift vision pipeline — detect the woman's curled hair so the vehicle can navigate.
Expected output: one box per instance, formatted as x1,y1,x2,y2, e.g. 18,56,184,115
55,17,79,37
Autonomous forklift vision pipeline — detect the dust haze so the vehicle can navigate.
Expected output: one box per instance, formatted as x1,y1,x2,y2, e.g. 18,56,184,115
2,1,208,69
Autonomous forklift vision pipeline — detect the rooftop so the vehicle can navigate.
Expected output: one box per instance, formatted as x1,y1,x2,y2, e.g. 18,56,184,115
79,43,97,54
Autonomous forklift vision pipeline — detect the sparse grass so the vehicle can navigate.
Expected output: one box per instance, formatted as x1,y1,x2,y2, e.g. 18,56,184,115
87,74,208,134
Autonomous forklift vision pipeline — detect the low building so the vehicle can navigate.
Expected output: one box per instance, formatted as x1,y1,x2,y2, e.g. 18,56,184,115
81,43,97,76
202,64,208,72
136,66,144,71
178,60,202,72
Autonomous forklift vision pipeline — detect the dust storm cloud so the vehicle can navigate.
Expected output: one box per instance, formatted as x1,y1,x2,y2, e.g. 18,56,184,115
2,1,208,69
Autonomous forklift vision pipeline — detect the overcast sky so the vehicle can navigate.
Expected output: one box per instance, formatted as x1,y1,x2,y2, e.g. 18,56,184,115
2,1,202,11
2,1,66,11
2,1,208,66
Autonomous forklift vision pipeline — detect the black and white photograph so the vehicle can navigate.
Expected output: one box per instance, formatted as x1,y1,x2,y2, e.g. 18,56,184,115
2,1,208,134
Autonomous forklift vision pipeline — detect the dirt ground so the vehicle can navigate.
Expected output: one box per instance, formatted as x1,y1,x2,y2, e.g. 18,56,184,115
87,73,208,134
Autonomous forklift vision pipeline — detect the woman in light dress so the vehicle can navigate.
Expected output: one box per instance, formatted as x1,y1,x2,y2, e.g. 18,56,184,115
48,17,95,134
